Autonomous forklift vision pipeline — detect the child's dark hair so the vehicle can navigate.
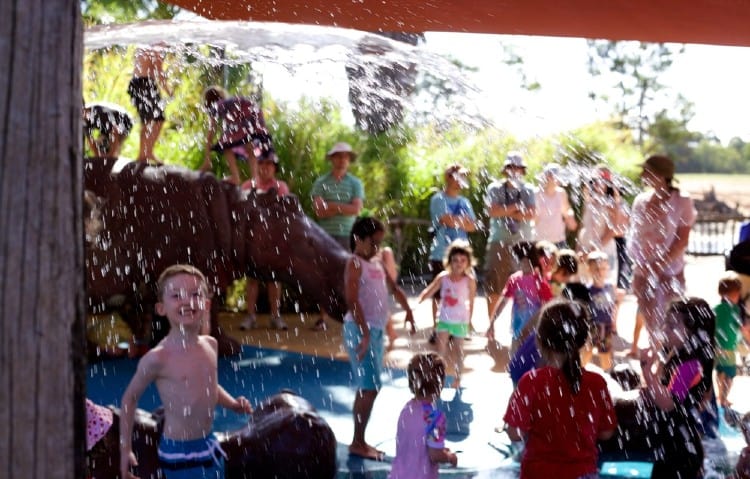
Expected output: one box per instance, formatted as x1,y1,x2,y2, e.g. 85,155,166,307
535,240,558,262
407,352,446,397
512,241,542,269
718,271,743,296
157,264,208,300
667,297,716,343
350,217,385,251
536,299,590,394
442,239,476,270
202,85,227,110
554,249,579,276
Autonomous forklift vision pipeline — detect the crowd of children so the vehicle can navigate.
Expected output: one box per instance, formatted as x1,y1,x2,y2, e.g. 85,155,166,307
83,89,750,477
90,219,750,479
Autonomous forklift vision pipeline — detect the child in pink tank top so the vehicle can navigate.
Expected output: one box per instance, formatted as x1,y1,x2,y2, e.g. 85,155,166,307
343,217,415,461
417,239,477,389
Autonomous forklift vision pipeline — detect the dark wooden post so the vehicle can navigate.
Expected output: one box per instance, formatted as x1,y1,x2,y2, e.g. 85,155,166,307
0,1,85,477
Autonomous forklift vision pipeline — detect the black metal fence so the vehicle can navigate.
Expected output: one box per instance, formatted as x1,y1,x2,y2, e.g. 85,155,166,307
388,214,750,279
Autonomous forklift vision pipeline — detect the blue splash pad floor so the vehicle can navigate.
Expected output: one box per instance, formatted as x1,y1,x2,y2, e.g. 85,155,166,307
88,345,743,478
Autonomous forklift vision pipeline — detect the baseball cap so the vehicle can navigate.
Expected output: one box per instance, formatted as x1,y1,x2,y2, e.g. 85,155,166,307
503,151,526,169
640,155,675,179
258,149,279,166
326,142,357,161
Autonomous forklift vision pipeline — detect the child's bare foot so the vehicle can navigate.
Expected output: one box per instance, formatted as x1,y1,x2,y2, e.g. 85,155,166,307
348,443,385,461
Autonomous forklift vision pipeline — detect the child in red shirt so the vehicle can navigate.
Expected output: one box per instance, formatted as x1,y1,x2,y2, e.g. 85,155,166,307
503,299,617,479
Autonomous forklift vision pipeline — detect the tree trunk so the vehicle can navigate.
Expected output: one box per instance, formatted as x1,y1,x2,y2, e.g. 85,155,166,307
0,1,85,478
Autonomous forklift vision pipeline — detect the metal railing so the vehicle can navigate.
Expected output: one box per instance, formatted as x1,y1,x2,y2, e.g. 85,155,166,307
687,214,748,256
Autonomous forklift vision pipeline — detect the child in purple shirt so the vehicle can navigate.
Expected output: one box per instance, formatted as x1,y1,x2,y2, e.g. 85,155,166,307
390,353,457,479
637,298,715,479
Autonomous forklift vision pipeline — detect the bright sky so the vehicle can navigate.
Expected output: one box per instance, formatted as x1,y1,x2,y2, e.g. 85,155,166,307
256,31,750,144
422,33,750,143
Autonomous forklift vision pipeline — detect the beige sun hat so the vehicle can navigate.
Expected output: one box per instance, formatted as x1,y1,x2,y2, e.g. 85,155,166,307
326,142,358,161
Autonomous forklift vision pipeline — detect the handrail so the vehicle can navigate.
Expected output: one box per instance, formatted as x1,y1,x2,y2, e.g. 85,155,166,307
687,214,749,256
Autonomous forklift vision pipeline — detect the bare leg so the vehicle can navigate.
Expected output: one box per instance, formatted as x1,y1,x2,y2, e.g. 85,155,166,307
715,371,730,407
107,134,127,158
246,278,260,315
487,293,501,323
241,278,260,330
385,318,397,352
138,120,164,163
200,154,212,172
449,333,465,388
243,144,259,180
630,310,644,356
349,389,383,460
267,281,288,330
223,149,241,185
267,281,281,318
436,330,450,359
599,350,613,371
431,298,439,327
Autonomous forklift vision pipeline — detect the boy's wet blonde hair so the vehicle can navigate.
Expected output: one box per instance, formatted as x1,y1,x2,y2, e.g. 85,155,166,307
442,239,477,270
157,264,208,301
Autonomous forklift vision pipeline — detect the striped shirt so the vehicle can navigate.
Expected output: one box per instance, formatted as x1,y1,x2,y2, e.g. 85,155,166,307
311,172,364,237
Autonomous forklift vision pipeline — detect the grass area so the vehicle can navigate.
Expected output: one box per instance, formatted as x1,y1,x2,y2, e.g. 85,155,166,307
677,173,750,214
678,172,750,186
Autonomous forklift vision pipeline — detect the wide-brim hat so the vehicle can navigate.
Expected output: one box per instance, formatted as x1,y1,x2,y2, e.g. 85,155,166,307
640,155,675,179
326,142,357,161
503,151,527,170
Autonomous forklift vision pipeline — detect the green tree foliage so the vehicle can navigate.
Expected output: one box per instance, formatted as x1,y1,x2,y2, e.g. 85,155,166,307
81,0,180,25
587,40,686,150
83,39,745,278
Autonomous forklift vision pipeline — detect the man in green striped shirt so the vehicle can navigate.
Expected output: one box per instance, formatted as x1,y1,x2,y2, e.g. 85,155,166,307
311,142,364,250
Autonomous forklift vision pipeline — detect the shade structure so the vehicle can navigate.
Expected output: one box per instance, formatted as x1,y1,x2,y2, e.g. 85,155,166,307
169,0,750,46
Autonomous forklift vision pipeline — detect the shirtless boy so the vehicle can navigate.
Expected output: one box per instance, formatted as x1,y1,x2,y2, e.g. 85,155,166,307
119,264,252,479
127,44,172,164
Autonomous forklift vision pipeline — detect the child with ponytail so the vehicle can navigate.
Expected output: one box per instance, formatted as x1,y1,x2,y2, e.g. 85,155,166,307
503,299,617,479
